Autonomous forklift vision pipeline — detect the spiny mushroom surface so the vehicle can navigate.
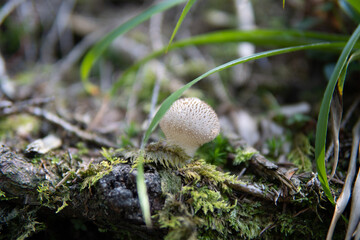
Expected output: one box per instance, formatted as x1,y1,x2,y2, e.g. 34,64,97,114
159,97,220,157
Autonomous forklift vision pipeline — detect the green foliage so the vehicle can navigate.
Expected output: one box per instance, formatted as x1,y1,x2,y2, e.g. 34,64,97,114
159,170,182,195
156,194,200,240
346,0,360,15
142,42,333,148
198,135,234,166
0,189,7,200
182,186,235,215
135,151,152,228
55,191,71,214
234,147,257,165
80,157,126,190
0,206,45,240
0,115,39,139
340,0,360,23
179,159,239,189
114,30,353,96
265,136,285,160
80,0,187,87
80,149,127,191
315,23,360,204
127,142,190,169
167,0,197,51
37,182,52,206
119,122,141,148
288,134,314,172
101,147,125,163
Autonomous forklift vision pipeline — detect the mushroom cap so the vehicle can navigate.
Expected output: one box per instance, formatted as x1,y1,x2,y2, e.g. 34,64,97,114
159,97,220,156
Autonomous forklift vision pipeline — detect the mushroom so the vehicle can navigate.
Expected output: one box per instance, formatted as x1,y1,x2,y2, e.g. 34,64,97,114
159,97,220,157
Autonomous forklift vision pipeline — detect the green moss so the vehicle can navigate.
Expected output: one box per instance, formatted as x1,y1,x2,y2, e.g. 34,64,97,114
198,135,234,166
126,142,190,169
234,147,257,165
181,186,235,215
149,147,332,239
0,115,40,138
37,182,52,206
179,159,240,192
159,170,182,195
287,134,314,172
0,207,45,240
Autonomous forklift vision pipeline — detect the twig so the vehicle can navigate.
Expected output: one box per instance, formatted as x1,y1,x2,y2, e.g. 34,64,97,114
0,100,117,148
0,97,55,114
26,106,117,148
227,181,278,202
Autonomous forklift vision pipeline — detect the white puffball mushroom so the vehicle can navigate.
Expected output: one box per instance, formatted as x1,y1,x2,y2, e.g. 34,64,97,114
159,97,220,157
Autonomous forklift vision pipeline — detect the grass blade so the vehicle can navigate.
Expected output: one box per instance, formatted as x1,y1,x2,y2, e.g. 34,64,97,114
340,0,360,23
80,0,186,85
315,24,360,204
136,151,152,228
110,29,352,96
338,49,360,93
142,42,335,146
166,0,197,52
345,0,360,15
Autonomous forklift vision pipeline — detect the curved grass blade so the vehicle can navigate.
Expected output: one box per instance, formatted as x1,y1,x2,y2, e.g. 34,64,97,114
315,24,360,204
167,0,197,52
136,151,152,228
80,0,186,84
340,0,360,23
141,42,335,146
345,0,360,15
110,29,352,96
338,49,360,93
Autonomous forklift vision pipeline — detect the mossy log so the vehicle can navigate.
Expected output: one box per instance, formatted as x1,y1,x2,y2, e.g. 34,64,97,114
0,145,344,239
0,145,163,239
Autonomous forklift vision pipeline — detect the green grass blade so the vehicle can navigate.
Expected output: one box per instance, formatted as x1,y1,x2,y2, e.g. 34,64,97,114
166,0,197,52
340,0,360,23
346,0,360,15
80,0,186,82
136,151,152,228
315,24,360,204
110,29,352,96
142,42,335,146
338,50,360,93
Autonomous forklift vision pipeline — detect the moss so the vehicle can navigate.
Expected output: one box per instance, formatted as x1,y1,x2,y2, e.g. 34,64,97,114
126,142,190,169
148,146,334,239
197,135,234,166
233,147,257,165
79,148,127,190
0,207,45,240
287,134,314,172
159,170,182,195
0,115,40,138
37,182,52,206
